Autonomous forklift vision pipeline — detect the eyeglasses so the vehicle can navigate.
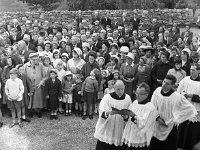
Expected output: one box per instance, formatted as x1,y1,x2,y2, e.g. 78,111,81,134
135,92,148,96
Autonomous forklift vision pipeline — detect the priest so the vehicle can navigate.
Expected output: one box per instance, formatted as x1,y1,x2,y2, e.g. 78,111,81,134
94,80,132,150
150,75,197,150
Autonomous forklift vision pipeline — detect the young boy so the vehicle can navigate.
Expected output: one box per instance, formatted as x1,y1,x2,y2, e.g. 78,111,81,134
5,68,24,128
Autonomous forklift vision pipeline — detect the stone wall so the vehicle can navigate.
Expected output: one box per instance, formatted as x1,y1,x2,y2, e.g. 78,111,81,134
2,9,194,26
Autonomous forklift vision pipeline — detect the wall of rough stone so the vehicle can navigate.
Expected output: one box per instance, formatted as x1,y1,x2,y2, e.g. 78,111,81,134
2,9,194,26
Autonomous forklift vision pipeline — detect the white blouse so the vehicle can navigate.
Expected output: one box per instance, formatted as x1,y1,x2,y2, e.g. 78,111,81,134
66,58,85,74
122,100,158,147
151,87,197,141
177,76,200,121
94,93,132,146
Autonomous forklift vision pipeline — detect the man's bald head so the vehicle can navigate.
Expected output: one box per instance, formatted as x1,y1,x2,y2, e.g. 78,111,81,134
114,80,125,97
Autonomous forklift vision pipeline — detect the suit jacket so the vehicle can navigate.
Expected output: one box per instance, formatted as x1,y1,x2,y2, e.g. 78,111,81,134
163,37,173,47
181,31,193,41
118,18,129,26
91,41,102,53
130,18,140,30
101,17,112,28
28,42,37,52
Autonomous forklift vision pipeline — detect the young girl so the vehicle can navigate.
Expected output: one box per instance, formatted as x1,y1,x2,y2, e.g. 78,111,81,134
55,60,66,114
62,71,74,116
97,57,105,70
52,49,61,68
104,80,115,95
81,68,100,120
73,74,83,116
113,69,120,82
45,69,62,120
5,68,24,128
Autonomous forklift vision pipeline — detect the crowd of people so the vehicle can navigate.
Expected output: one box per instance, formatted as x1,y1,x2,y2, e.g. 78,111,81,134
0,10,200,150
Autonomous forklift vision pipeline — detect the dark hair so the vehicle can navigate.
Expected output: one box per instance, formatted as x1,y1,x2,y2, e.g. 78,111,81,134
110,57,118,65
182,51,189,62
7,57,16,67
16,64,23,69
165,74,177,85
174,57,182,64
137,82,150,94
191,63,200,71
160,51,170,60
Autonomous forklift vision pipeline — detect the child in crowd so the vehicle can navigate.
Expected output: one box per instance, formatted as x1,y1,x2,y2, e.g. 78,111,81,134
97,57,105,70
104,80,115,95
106,62,114,81
81,68,100,120
73,74,83,116
55,60,66,114
16,64,33,123
5,68,24,128
113,69,120,81
45,69,62,120
62,71,74,116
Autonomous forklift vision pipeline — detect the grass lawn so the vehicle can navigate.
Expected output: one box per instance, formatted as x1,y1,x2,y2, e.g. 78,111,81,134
0,111,97,150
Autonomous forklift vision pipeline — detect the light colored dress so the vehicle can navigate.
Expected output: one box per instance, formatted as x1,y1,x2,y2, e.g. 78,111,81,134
151,87,197,141
24,62,46,109
94,93,132,146
122,100,158,147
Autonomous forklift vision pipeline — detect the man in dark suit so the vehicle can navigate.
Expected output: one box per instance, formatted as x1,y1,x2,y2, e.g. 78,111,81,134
183,31,192,46
101,13,112,29
130,13,140,31
163,30,173,47
91,33,102,54
181,24,193,41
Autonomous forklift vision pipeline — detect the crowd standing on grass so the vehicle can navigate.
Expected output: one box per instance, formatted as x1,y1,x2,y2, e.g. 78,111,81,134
0,10,200,150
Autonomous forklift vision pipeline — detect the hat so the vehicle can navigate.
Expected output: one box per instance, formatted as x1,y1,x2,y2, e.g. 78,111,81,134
82,42,90,48
50,69,57,75
88,51,97,59
139,45,146,49
60,38,67,44
26,20,31,24
97,57,105,62
73,47,82,56
182,48,191,57
38,43,45,50
53,49,60,54
9,68,18,74
144,45,154,53
65,71,72,76
126,52,135,60
120,46,129,53
107,37,114,42
29,53,38,58
112,69,120,74
44,41,51,45
51,41,59,46
61,53,69,58
101,70,109,77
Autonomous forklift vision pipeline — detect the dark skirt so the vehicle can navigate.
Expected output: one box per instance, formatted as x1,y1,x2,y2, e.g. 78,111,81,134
96,140,122,150
49,93,59,111
184,122,200,150
177,120,190,149
122,144,149,150
150,127,178,150
83,91,97,104
73,90,83,103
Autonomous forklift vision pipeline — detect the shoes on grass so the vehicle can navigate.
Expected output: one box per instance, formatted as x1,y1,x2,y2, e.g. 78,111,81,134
0,122,3,128
21,118,31,122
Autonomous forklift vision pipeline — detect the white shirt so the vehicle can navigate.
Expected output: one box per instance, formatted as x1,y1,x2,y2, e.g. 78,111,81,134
5,78,24,101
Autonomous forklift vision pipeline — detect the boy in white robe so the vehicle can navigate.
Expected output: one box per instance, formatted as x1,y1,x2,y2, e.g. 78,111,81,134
150,74,197,150
177,63,200,150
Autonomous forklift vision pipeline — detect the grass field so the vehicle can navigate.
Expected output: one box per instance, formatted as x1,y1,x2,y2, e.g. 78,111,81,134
0,111,97,150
